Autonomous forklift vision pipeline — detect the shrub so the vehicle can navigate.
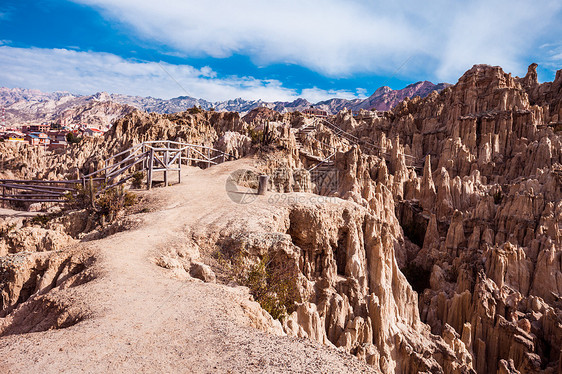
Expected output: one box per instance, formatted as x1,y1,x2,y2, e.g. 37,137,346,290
29,211,63,226
96,186,136,222
248,122,276,146
248,128,264,144
131,171,144,189
66,179,137,224
66,132,82,144
188,106,203,114
493,190,503,204
217,250,298,320
0,223,16,239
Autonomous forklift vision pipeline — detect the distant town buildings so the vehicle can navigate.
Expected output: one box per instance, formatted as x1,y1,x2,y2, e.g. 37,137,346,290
0,120,107,149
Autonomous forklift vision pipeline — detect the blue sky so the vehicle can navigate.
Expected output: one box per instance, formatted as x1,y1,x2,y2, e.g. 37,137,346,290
0,0,561,102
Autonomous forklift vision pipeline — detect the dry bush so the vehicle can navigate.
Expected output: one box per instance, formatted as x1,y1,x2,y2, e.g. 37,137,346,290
131,172,145,189
96,186,137,222
67,181,137,224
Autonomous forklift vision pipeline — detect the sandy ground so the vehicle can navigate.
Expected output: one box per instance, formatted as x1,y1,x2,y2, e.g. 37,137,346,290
0,159,377,373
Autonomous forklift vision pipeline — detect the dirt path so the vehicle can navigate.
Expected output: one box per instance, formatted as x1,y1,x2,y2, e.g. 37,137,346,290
0,160,377,373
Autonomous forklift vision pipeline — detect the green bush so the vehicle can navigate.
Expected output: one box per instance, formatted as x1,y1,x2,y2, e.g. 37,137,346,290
0,223,16,239
66,132,82,144
248,122,276,146
217,251,298,320
493,190,503,204
29,211,63,226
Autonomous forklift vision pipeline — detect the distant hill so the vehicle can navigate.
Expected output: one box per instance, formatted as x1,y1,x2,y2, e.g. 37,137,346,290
0,81,449,127
351,81,451,111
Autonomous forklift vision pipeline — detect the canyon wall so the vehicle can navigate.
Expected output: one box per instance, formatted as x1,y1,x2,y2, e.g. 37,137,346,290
323,64,562,373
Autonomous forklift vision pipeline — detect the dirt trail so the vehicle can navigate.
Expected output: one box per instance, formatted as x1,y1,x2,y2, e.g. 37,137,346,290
0,159,376,373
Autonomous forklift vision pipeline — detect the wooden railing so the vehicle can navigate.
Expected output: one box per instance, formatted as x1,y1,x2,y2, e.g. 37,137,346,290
316,117,424,170
1,140,236,205
0,179,80,204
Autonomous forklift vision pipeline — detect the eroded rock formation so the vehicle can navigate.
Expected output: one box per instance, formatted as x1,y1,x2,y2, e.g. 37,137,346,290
1,63,561,373
319,64,562,373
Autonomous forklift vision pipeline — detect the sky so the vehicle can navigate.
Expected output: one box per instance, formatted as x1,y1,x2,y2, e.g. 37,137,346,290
0,0,561,102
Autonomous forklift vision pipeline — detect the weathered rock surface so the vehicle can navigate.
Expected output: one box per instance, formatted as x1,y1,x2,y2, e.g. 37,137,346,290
1,63,561,373
320,63,562,373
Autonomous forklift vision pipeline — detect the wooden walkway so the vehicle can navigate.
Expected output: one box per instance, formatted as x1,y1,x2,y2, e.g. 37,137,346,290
0,140,235,205
316,117,424,170
295,117,424,171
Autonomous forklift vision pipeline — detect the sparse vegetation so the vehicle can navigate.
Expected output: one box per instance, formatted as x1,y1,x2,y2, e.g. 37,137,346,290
66,132,82,144
493,189,503,204
188,105,204,114
249,121,276,146
67,179,137,224
29,211,63,226
96,186,137,222
215,250,298,320
131,171,145,189
0,223,16,239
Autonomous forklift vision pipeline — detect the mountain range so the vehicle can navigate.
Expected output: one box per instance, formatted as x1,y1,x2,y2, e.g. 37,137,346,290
0,81,450,129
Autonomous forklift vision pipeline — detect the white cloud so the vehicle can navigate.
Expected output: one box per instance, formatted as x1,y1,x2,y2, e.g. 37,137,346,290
71,0,562,82
301,87,365,103
545,44,562,62
0,46,361,101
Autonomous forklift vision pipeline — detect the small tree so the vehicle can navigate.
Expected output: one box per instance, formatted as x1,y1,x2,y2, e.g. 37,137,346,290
66,132,81,144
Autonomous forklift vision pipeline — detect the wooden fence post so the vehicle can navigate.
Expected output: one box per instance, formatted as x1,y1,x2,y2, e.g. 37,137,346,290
141,143,146,171
147,148,154,190
258,175,269,195
178,151,182,184
207,147,211,168
88,177,95,208
164,148,169,187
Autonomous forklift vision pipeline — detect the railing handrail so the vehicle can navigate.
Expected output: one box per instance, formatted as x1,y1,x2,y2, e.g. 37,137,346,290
308,152,336,172
143,140,235,158
1,139,238,205
317,117,422,166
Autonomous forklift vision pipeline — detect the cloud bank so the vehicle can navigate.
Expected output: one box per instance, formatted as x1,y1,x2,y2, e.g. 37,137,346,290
0,46,364,101
73,0,562,81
